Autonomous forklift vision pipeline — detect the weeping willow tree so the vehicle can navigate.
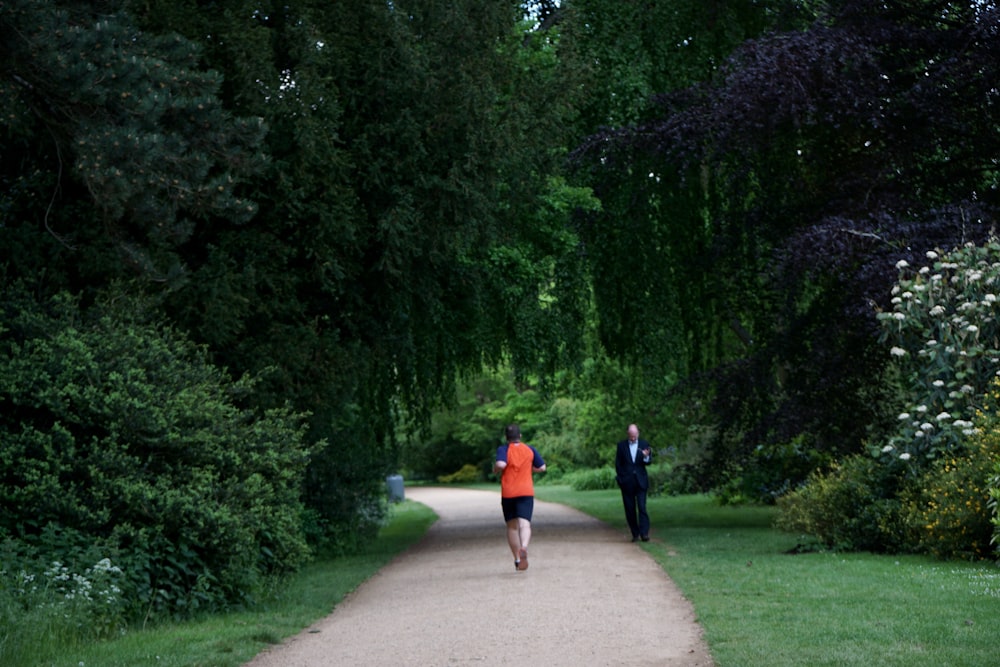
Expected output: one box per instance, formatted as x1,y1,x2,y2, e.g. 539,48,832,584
571,0,1000,496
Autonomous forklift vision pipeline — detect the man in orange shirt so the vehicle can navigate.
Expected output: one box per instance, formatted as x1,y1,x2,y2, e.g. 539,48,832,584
493,424,546,570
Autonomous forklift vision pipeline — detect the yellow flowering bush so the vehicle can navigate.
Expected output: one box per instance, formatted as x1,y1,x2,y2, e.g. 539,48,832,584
902,417,1000,560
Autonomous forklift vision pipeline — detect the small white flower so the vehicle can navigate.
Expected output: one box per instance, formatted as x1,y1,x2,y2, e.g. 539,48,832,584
929,305,945,316
898,412,910,420
882,445,894,453
893,312,906,320
891,296,902,304
899,452,912,461
961,384,975,394
896,259,910,269
985,294,997,303
919,266,931,275
902,291,914,299
915,430,925,438
920,422,934,431
932,380,945,387
926,250,939,260
915,405,928,413
967,324,979,333
935,412,951,421
890,346,907,357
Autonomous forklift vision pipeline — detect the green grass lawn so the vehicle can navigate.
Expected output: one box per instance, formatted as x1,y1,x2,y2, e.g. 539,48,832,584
14,487,999,667
534,486,1000,667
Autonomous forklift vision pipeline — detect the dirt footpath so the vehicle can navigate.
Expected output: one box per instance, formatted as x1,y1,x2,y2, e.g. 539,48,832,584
244,486,714,667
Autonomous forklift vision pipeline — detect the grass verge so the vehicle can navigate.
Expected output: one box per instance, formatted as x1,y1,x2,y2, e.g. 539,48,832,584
24,500,436,667
534,486,1000,667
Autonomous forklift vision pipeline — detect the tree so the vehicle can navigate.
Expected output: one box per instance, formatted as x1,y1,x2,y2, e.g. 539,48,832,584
0,0,266,288
572,1,1000,494
123,0,591,536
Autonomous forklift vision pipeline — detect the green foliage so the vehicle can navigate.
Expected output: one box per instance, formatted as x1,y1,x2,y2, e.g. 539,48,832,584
2,499,437,667
121,1,594,546
901,438,999,560
0,0,265,284
437,464,481,484
775,454,912,552
991,464,1000,557
401,371,519,480
877,241,1000,465
781,241,1000,557
716,434,833,505
0,540,126,665
562,466,617,491
0,285,318,617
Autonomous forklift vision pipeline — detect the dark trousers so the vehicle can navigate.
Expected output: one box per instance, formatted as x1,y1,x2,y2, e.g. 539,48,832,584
620,485,649,538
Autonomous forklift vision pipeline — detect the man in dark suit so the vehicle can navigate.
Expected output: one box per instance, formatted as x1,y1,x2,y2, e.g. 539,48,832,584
615,423,652,542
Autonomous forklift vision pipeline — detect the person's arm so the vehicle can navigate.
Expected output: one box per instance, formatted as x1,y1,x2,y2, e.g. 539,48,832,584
640,440,652,465
531,446,546,473
494,444,508,474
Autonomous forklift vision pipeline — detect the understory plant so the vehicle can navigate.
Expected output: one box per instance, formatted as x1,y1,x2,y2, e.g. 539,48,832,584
0,285,320,618
781,241,1000,556
876,241,1000,466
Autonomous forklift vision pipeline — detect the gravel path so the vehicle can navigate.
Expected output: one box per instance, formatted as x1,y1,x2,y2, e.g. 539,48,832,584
244,486,714,666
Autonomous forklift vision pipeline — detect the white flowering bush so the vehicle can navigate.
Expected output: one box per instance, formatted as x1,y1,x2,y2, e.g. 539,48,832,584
876,241,1000,466
0,554,127,663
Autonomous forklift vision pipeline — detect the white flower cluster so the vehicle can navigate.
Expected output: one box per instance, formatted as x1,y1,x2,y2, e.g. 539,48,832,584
42,559,123,605
878,240,1000,462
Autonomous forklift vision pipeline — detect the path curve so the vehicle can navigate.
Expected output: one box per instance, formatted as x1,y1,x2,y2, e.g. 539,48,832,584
245,486,714,666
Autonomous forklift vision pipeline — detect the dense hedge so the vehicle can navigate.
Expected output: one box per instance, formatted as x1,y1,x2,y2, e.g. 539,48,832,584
0,286,320,617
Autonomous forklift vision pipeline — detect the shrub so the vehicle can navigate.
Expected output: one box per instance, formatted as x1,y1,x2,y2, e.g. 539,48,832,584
776,454,912,552
437,464,480,484
0,286,319,618
716,435,831,504
645,462,674,496
563,466,617,491
876,241,1000,466
0,528,126,664
990,464,1000,557
901,438,999,560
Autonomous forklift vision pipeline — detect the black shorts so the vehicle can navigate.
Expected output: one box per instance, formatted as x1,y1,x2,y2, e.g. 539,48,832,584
501,496,534,522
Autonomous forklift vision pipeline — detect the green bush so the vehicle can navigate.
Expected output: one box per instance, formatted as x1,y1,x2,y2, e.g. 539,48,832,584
437,464,481,484
990,465,1000,557
562,466,617,491
0,526,127,663
901,438,999,560
0,286,319,618
877,241,1000,465
776,454,912,552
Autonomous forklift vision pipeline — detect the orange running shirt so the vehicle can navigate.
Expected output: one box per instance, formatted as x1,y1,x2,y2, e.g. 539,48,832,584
497,441,544,498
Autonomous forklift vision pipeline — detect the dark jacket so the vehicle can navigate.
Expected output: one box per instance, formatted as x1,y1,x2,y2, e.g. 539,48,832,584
615,438,651,491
